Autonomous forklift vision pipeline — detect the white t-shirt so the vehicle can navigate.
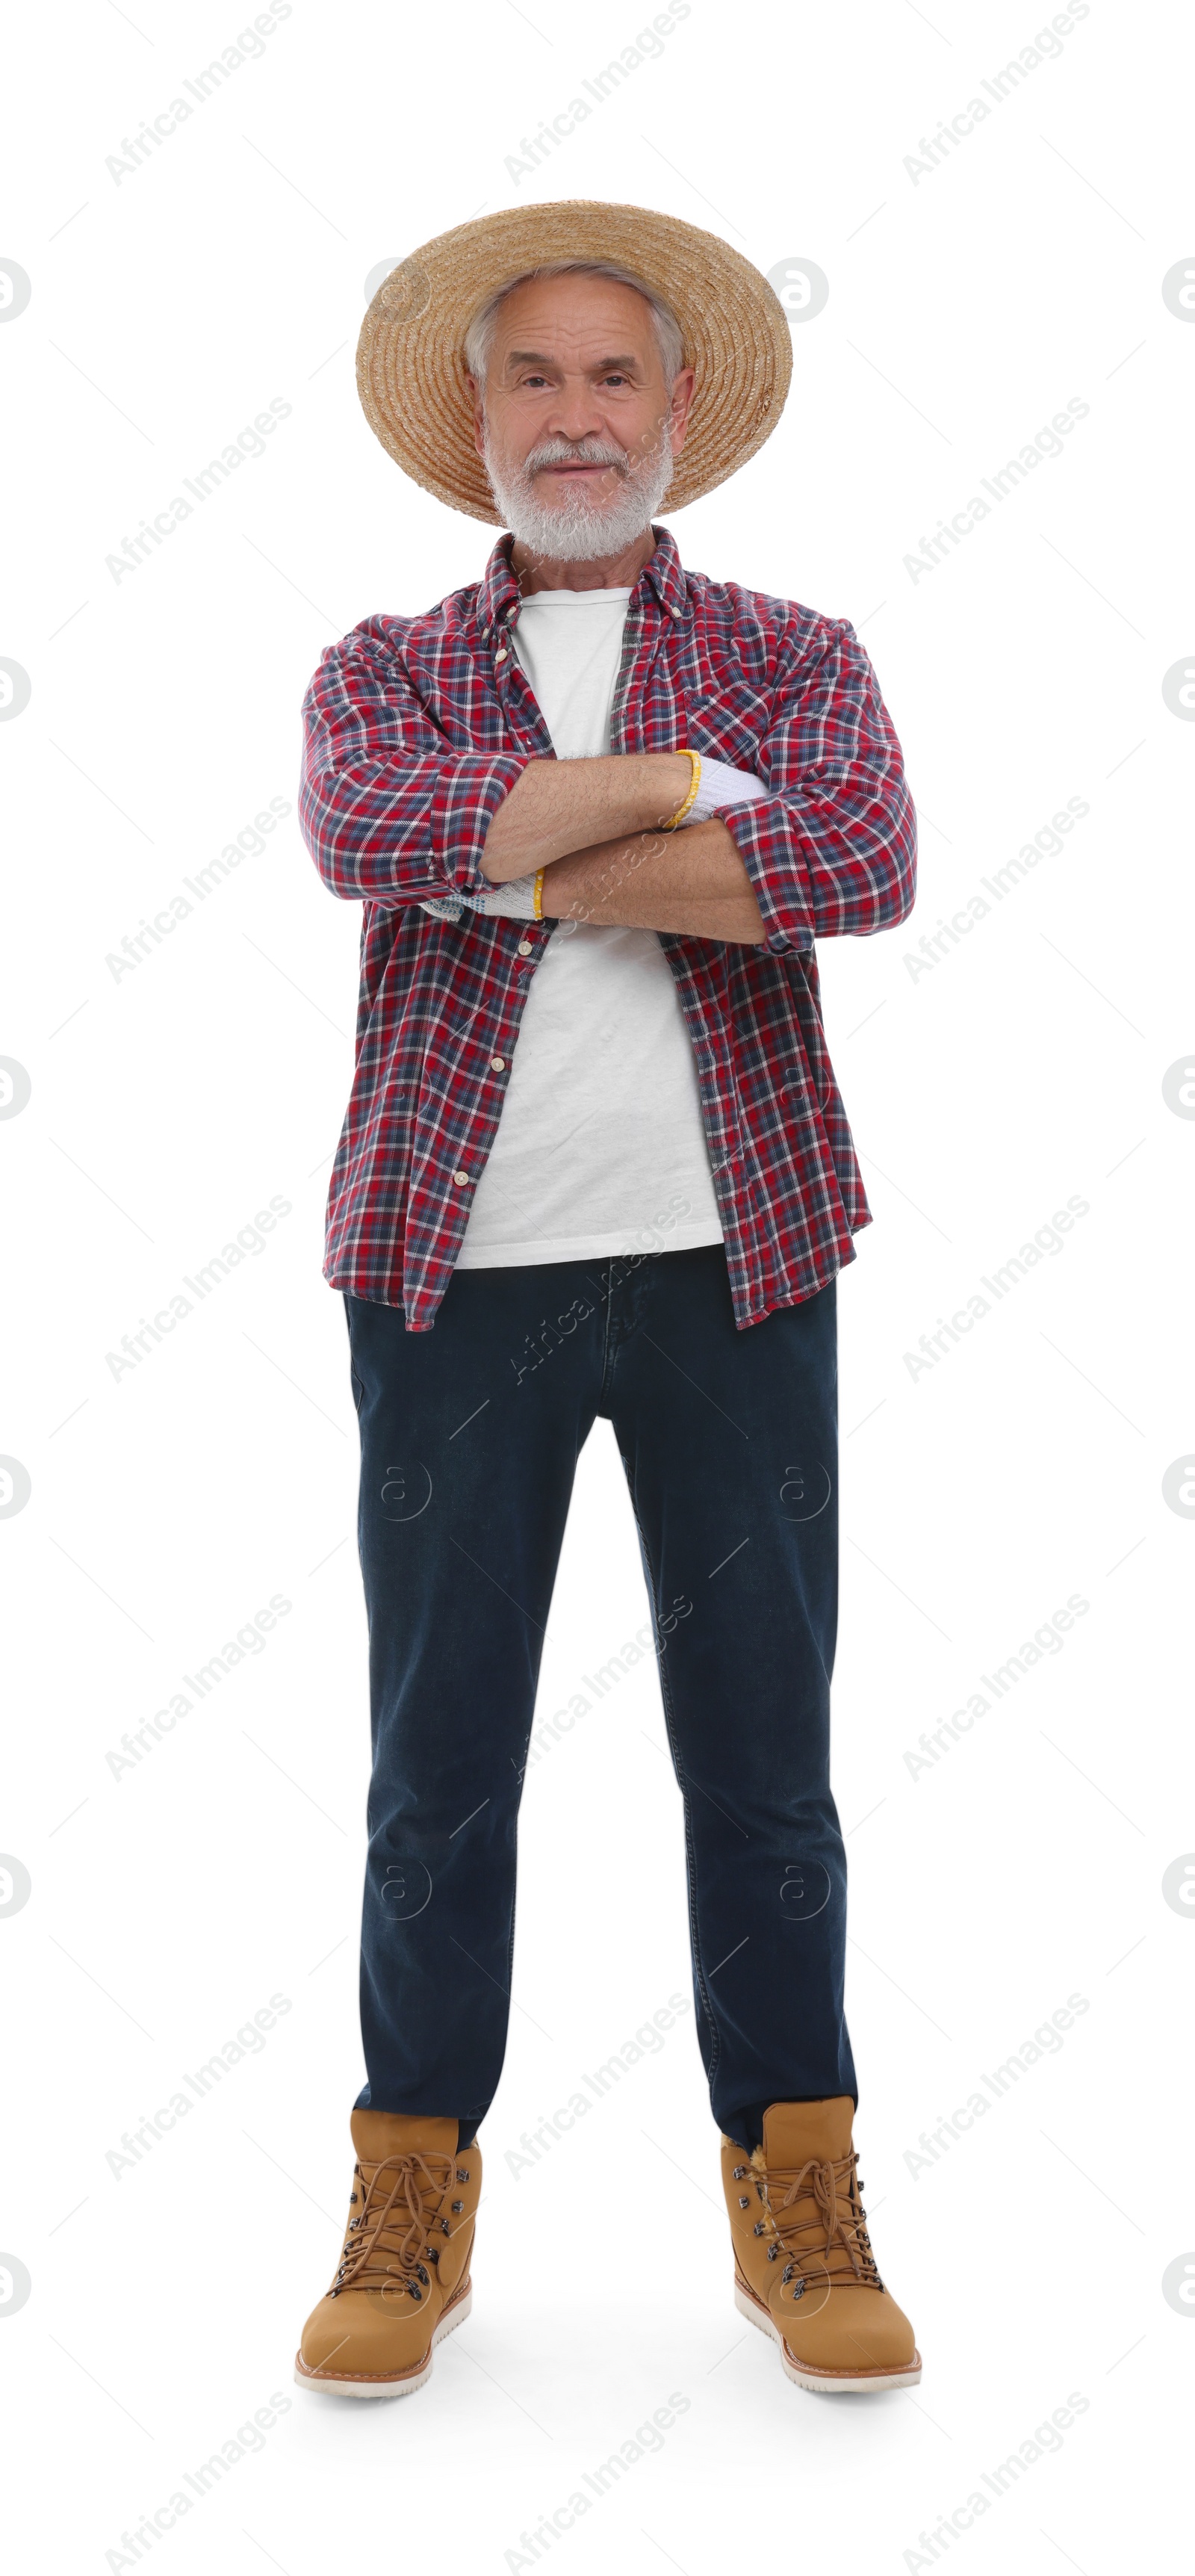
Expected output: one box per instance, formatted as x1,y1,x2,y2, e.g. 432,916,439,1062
454,586,725,1269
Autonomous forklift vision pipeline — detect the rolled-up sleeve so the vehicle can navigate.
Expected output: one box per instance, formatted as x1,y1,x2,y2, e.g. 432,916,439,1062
721,616,917,953
299,623,532,904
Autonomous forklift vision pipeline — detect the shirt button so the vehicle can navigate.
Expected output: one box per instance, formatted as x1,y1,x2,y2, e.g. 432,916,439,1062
517,938,533,957
490,1056,506,1071
494,648,508,662
453,1168,469,1186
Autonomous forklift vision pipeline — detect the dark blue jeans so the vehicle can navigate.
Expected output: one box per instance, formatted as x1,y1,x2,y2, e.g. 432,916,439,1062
345,1246,855,2152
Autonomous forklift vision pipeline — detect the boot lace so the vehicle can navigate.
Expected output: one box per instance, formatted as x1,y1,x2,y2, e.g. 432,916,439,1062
751,2146,883,2298
329,2149,458,2305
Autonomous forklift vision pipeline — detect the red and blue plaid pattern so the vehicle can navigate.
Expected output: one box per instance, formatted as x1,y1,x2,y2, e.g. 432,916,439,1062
299,528,916,1331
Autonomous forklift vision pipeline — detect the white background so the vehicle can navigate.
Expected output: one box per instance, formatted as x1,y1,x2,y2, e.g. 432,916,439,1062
2,0,1192,2568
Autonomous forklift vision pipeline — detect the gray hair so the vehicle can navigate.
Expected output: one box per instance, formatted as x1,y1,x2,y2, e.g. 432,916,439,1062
463,259,685,389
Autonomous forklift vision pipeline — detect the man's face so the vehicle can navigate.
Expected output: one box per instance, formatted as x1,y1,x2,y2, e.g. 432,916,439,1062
469,272,695,560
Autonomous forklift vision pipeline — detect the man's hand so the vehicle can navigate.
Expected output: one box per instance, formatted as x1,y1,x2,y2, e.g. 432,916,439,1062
543,820,767,945
481,752,693,882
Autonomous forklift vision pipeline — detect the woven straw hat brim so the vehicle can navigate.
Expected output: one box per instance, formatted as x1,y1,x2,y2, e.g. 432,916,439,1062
356,200,792,524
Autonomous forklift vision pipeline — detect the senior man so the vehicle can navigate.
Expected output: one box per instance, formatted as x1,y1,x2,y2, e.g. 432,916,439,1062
295,202,919,2400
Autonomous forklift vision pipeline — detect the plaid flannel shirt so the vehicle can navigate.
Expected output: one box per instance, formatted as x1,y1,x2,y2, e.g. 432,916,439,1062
299,527,916,1331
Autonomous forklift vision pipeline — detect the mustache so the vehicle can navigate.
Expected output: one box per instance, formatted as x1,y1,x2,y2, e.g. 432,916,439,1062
519,435,640,480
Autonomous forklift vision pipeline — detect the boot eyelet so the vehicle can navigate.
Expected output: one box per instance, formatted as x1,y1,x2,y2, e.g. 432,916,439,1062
732,2166,747,2180
457,2167,470,2181
451,2199,464,2213
738,2195,750,2209
753,2221,766,2236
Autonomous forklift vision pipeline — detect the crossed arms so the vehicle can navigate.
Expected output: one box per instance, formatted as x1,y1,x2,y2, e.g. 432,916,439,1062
481,752,767,944
299,613,918,954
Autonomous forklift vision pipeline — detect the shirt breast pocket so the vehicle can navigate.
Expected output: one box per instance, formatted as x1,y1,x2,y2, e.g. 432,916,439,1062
685,686,772,772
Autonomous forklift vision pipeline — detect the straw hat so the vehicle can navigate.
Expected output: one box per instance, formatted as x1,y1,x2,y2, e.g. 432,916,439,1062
356,201,792,524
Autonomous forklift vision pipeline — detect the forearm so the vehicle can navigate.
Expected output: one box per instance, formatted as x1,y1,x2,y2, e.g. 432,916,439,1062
543,820,767,944
481,752,692,882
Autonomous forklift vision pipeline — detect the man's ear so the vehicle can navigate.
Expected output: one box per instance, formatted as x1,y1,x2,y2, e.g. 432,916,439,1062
668,366,697,456
466,374,486,463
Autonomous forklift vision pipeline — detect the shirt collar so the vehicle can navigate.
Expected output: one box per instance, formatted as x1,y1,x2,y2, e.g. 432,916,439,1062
477,524,688,639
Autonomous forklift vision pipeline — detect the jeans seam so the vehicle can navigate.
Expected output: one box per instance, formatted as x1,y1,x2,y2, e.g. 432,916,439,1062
599,1262,617,1410
504,1822,519,2040
624,1478,721,2096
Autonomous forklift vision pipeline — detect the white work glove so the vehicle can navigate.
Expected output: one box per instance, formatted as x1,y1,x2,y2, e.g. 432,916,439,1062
418,759,765,926
420,873,537,926
683,754,767,822
470,872,539,918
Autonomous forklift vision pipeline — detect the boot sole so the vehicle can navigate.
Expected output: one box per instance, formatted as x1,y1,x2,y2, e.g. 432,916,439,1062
734,2278,922,2393
294,2279,472,2399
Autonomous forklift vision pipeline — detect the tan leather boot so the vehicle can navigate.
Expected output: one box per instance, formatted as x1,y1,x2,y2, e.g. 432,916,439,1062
296,2111,479,2398
721,2098,920,2392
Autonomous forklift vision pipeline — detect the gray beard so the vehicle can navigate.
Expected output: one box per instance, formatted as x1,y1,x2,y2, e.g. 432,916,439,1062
480,424,675,563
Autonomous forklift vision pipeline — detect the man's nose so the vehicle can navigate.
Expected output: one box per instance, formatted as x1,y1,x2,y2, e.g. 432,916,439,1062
541,379,613,445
